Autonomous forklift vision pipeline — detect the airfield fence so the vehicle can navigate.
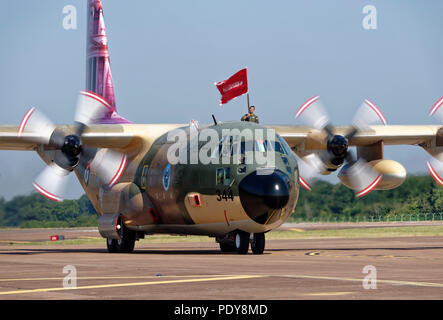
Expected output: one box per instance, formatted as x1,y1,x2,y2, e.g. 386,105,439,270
290,212,443,224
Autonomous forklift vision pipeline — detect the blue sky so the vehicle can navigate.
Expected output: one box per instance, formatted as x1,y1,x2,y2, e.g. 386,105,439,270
1,0,443,199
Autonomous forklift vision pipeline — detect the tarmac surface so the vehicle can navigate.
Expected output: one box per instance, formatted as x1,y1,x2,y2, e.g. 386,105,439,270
0,224,443,300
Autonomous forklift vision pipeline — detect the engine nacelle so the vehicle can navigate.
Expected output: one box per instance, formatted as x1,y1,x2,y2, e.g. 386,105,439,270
339,159,406,191
99,182,158,227
98,213,121,239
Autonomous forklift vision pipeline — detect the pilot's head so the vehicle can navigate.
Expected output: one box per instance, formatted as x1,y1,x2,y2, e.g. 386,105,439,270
249,106,255,114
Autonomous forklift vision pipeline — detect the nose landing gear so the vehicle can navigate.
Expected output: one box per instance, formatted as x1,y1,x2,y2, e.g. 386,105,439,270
235,231,250,254
216,231,266,255
250,232,265,255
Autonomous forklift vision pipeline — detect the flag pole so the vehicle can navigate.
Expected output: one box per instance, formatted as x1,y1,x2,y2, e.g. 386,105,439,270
246,66,249,111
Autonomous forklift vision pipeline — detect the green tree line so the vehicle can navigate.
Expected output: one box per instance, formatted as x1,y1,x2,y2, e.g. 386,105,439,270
291,174,443,221
0,175,441,228
0,193,98,228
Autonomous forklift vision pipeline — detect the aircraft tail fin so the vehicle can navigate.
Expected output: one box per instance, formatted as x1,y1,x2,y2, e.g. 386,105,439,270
86,0,130,124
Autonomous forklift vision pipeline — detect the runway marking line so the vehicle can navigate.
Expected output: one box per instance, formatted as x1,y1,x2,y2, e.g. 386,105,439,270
304,292,352,296
1,273,442,296
304,250,411,260
0,274,238,282
280,274,443,288
288,228,305,232
0,275,265,296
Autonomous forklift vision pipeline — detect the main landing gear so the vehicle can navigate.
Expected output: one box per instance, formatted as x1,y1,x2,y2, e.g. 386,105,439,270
106,218,136,253
216,231,266,255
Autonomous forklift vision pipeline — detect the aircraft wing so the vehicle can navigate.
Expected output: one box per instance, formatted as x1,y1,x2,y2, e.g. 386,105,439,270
271,124,443,193
270,124,441,151
0,125,137,151
0,125,41,150
3,123,438,151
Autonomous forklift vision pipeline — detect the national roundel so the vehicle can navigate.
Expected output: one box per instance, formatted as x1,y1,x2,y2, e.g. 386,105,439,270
163,164,171,191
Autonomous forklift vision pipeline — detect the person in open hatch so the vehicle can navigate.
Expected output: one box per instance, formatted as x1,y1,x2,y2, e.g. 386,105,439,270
241,106,259,123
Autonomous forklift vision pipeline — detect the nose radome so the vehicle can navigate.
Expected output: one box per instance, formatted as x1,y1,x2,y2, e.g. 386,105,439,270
239,170,291,224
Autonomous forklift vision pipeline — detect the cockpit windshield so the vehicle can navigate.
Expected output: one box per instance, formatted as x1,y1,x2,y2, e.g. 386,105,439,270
214,136,288,157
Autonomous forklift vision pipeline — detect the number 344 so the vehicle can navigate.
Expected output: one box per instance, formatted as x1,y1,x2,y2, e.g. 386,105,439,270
216,188,234,201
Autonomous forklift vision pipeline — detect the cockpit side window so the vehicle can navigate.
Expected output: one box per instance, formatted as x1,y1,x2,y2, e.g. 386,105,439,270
263,140,274,152
277,135,294,159
273,141,284,154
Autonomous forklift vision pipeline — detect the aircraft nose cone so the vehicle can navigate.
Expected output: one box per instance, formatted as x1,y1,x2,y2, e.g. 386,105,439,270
239,170,291,224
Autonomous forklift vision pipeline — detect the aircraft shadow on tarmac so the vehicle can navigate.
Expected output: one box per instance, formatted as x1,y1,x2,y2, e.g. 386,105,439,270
0,248,237,255
1,246,443,256
268,246,443,252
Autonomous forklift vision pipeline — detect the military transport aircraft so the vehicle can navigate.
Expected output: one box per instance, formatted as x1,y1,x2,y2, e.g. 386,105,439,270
1,0,443,255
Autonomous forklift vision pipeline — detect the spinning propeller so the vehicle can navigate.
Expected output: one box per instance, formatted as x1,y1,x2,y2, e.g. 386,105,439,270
295,96,386,197
19,91,128,201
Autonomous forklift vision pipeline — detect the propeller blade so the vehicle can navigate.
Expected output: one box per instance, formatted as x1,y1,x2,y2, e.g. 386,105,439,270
323,124,334,139
298,153,326,191
33,163,71,202
89,149,128,188
429,96,443,123
73,123,87,138
426,155,443,187
338,160,382,198
74,90,113,127
427,98,443,186
295,96,330,131
345,148,357,164
18,107,56,145
344,127,358,141
352,99,387,132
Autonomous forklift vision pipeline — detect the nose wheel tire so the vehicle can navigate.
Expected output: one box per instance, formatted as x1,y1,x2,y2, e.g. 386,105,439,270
251,233,265,255
235,231,250,254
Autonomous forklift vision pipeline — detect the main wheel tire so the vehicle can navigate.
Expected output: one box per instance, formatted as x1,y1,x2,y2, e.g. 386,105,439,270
106,238,118,253
235,231,250,254
251,233,265,255
116,223,136,253
106,218,136,253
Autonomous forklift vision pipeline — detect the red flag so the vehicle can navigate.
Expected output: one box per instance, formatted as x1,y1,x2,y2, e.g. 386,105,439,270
215,68,248,105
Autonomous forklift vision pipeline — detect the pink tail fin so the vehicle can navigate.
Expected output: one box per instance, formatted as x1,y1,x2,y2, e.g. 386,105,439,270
86,0,130,124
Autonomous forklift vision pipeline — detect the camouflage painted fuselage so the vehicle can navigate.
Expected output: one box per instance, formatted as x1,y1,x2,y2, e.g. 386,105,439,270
74,121,299,237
